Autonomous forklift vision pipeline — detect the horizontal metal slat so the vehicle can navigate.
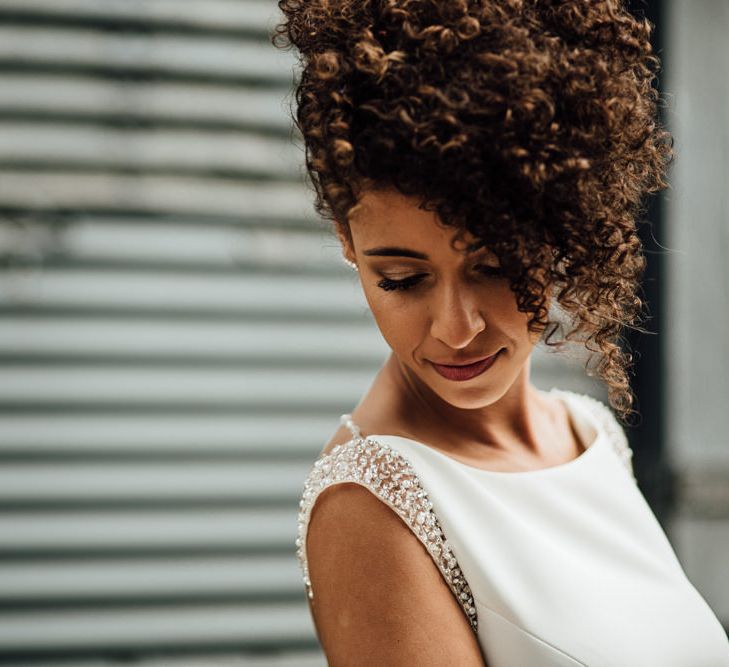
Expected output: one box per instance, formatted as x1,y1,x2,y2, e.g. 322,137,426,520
0,27,294,83
0,413,335,455
0,269,366,317
0,554,301,602
0,601,314,652
0,508,295,552
0,318,387,363
0,0,277,34
0,366,376,408
0,654,327,667
0,123,301,179
0,461,310,504
0,74,291,130
12,212,319,232
0,171,314,219
0,221,332,272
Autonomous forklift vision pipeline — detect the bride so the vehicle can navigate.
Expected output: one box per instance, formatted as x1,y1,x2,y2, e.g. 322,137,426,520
273,1,729,665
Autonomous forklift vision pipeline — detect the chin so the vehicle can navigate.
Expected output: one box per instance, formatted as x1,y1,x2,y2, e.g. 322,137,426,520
426,375,505,410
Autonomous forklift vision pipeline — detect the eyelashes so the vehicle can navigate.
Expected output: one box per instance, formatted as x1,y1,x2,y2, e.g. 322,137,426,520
376,265,504,292
377,274,427,292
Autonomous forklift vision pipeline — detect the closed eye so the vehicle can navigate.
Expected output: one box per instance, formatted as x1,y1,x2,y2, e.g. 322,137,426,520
376,273,427,292
376,264,503,292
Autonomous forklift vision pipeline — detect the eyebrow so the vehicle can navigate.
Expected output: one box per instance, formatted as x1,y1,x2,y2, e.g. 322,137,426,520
362,246,429,260
361,245,487,260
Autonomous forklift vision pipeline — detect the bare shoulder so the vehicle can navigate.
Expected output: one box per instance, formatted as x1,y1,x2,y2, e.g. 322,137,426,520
306,482,486,666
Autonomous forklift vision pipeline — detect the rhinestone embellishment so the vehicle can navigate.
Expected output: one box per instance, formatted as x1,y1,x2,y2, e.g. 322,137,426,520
295,431,479,634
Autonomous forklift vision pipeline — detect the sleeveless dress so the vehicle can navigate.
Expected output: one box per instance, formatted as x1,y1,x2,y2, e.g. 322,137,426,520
295,388,729,666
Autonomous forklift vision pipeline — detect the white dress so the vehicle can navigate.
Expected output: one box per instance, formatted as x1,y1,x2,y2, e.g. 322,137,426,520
295,388,729,666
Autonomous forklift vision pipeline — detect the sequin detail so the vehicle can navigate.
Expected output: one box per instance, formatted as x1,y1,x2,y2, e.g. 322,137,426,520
295,430,479,634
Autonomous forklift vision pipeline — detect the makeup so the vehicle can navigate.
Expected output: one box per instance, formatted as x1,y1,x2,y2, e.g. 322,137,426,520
430,350,502,381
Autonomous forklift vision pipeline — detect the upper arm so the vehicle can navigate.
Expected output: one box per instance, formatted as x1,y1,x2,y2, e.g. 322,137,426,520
305,482,487,666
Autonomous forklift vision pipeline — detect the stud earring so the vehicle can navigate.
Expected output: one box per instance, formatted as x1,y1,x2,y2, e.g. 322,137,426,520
342,256,359,271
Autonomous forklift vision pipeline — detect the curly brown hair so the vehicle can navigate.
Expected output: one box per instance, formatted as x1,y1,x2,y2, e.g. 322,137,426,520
272,0,673,422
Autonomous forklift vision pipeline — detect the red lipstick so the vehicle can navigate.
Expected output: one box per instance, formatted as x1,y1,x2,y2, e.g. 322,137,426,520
430,350,502,381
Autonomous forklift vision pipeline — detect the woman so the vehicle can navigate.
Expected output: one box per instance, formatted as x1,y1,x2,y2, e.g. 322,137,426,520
274,1,729,665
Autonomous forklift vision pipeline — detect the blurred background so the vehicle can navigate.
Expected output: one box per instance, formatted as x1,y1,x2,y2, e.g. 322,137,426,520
0,0,725,665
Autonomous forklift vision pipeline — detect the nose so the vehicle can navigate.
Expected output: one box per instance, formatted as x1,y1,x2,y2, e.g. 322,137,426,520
429,282,486,349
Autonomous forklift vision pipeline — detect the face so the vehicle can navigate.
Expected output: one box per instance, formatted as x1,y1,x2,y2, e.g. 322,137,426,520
342,188,545,410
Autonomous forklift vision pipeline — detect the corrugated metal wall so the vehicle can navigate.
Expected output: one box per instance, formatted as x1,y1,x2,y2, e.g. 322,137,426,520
0,1,604,664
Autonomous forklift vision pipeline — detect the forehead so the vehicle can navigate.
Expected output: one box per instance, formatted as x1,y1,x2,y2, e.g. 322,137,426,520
349,188,433,227
348,188,483,254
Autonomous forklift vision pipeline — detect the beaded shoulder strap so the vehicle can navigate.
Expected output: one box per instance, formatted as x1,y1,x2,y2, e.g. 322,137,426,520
295,414,479,634
564,390,636,482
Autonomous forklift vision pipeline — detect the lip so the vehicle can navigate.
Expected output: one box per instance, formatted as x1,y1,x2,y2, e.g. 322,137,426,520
430,350,503,381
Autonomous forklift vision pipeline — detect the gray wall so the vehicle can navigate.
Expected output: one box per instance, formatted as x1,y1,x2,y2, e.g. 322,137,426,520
663,0,729,626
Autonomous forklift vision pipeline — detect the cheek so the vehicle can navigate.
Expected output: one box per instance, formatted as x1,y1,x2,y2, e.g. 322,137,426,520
363,288,424,350
488,284,521,319
491,287,536,344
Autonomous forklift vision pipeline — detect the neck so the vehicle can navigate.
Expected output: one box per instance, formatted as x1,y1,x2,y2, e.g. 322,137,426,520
380,351,554,456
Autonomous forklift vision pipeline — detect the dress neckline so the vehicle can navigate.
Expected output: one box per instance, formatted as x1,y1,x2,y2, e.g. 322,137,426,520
340,388,608,478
